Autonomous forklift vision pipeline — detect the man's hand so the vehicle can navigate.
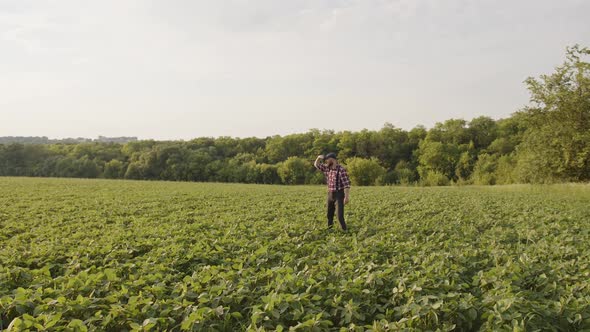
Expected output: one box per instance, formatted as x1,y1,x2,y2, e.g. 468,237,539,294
344,188,350,204
314,155,325,169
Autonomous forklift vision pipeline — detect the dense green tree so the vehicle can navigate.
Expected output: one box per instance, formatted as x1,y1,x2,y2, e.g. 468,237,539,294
375,123,412,169
308,129,339,158
104,160,125,179
277,157,309,185
455,151,475,182
186,150,214,182
345,157,386,186
77,156,101,178
1,144,26,175
265,134,313,163
427,119,470,145
515,45,590,182
468,116,498,150
417,140,460,181
487,137,514,155
122,140,157,156
393,160,418,185
408,126,427,146
421,171,450,186
125,162,144,180
256,163,280,184
494,155,517,185
471,154,498,185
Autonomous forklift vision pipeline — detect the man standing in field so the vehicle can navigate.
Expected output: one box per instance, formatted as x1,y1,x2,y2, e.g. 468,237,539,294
314,153,351,231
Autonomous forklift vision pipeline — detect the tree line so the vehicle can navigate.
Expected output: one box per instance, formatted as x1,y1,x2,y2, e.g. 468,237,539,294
1,46,588,186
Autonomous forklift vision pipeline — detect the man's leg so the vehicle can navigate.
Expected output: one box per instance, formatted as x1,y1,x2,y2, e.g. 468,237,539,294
327,192,336,228
336,191,347,230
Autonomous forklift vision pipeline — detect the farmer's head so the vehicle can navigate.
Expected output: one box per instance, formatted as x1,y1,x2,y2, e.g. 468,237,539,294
325,152,338,167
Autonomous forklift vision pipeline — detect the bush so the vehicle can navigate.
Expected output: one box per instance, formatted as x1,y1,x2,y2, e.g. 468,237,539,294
494,155,517,184
307,171,326,185
125,162,144,180
421,171,450,186
379,170,398,185
394,161,418,185
346,157,386,186
256,163,280,184
277,157,309,185
472,154,497,185
104,160,125,179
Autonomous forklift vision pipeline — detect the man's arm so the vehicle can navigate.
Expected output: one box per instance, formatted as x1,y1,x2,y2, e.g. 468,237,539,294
341,168,351,204
314,155,327,171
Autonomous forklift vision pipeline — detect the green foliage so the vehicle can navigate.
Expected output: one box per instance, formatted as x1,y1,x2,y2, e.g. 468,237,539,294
277,157,309,185
471,154,498,185
255,163,281,184
0,45,588,186
420,170,450,186
104,159,125,179
487,137,515,155
345,158,386,186
468,116,498,149
308,129,339,158
3,178,589,330
393,161,418,185
375,123,413,169
125,161,144,180
265,134,312,163
417,140,460,181
516,45,590,182
494,155,517,185
455,151,475,181
426,119,470,146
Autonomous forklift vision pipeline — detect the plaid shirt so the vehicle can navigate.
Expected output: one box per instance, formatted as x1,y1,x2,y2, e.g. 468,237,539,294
316,163,351,192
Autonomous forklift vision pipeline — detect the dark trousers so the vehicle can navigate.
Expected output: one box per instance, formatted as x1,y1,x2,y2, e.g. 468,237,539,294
327,190,347,230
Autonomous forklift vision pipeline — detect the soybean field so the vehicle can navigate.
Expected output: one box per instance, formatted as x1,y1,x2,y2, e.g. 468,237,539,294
1,177,590,331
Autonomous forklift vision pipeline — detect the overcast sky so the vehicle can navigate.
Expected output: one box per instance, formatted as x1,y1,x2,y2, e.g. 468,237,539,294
2,0,589,139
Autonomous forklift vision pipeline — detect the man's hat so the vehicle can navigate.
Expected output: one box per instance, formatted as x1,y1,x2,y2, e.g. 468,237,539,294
325,152,337,160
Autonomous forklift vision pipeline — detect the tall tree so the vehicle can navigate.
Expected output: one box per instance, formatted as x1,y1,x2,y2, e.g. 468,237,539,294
516,45,590,182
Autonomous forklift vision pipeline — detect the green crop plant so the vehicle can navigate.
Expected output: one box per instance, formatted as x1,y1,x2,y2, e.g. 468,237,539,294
1,178,589,331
